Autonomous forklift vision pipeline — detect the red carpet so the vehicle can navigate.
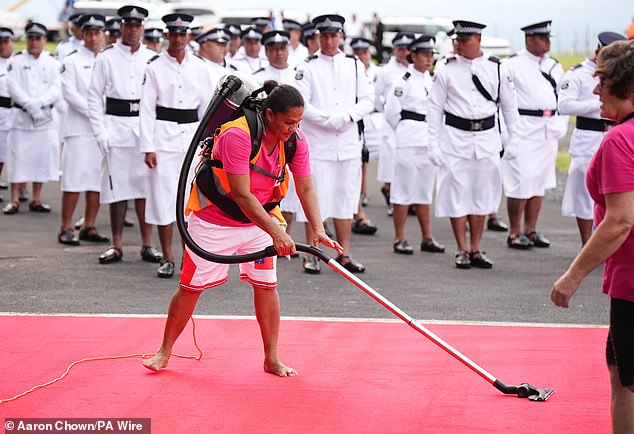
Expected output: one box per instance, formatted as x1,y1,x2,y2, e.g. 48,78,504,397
0,315,609,433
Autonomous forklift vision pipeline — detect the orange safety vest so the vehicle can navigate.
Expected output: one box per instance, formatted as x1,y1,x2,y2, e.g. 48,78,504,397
186,116,290,225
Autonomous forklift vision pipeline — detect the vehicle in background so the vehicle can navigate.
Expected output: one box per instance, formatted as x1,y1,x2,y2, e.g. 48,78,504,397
147,1,217,31
215,8,309,30
0,10,26,39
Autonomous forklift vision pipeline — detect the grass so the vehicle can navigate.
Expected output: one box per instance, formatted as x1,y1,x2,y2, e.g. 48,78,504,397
556,150,572,173
552,53,587,72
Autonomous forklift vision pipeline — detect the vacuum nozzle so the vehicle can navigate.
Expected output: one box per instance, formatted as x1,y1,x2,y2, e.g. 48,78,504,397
493,379,553,401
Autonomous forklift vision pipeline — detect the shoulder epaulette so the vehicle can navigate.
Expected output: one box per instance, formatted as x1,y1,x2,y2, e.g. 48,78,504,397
346,54,356,60
66,49,78,57
488,56,500,64
445,55,456,63
49,52,56,58
14,51,23,56
101,44,114,52
402,71,411,81
193,53,205,62
508,53,518,58
570,63,582,71
550,56,560,63
305,54,317,62
229,64,238,71
147,54,159,64
430,71,434,77
253,67,265,75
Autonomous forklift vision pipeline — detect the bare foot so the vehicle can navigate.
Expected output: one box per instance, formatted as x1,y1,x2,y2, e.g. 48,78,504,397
143,352,170,371
264,359,297,377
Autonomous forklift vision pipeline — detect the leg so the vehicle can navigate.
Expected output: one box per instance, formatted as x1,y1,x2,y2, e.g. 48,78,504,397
157,223,174,262
506,197,526,235
467,214,486,253
609,365,634,434
253,285,296,376
281,211,294,234
10,182,23,204
523,196,544,234
449,216,468,252
135,198,154,247
32,182,43,203
333,218,352,255
60,191,80,230
576,218,594,246
392,204,409,241
83,191,101,228
143,287,202,371
109,200,128,248
415,204,432,240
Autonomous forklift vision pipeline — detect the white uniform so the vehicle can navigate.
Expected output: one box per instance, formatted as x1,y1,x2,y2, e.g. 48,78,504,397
287,42,308,68
6,50,61,183
228,52,268,73
293,50,374,221
384,65,436,205
428,54,520,218
252,64,294,85
361,62,382,161
60,45,101,192
501,50,568,199
204,58,229,82
87,42,156,204
558,58,607,220
0,56,12,164
139,51,214,226
373,56,408,183
56,36,82,59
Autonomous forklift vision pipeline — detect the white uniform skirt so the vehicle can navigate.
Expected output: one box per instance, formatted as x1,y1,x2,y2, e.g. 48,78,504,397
145,150,186,226
501,139,558,199
7,128,59,183
363,112,384,161
377,126,396,184
296,158,361,222
561,155,593,220
436,153,502,218
391,147,437,205
61,135,101,192
0,129,8,163
280,171,301,214
100,146,147,204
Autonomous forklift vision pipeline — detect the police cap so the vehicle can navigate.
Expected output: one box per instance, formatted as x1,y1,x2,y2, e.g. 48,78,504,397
0,27,14,40
350,37,372,51
301,22,316,39
144,27,164,41
79,14,106,30
117,5,149,24
282,19,302,32
521,20,552,36
161,13,193,33
312,14,345,33
241,26,263,40
392,32,415,47
25,22,47,37
105,18,122,35
408,35,435,52
598,31,626,48
197,28,229,45
452,20,486,39
261,30,289,46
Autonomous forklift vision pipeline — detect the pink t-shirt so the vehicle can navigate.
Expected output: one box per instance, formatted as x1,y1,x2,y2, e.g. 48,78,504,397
586,114,634,302
196,127,311,227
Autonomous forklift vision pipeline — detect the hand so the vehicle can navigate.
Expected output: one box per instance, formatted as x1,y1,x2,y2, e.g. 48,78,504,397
30,108,47,123
550,272,582,308
327,112,350,131
23,100,40,114
312,227,344,255
428,147,445,167
502,139,519,160
271,230,296,257
145,152,157,169
96,138,110,155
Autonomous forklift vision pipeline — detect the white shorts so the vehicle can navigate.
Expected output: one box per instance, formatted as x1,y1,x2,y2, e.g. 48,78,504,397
180,214,278,292
436,153,501,218
391,147,437,205
280,171,301,214
100,146,147,204
7,128,60,183
501,139,557,199
296,158,361,222
561,156,593,220
61,135,101,192
145,150,185,226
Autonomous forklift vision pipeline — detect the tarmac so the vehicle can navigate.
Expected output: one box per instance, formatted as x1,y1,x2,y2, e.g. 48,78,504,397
0,160,607,325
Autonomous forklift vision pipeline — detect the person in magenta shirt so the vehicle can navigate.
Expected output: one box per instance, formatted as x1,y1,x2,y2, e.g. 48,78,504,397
551,40,634,433
144,82,342,376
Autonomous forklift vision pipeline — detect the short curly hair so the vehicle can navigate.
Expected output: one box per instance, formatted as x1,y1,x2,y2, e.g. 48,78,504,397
594,40,634,100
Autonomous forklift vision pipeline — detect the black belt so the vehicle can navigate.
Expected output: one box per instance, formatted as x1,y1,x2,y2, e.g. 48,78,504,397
400,110,426,122
0,96,12,108
576,116,614,132
518,108,556,117
444,112,495,132
105,97,140,117
12,103,53,111
156,106,199,124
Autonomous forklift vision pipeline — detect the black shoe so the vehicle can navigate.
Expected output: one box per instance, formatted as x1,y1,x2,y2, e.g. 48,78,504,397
157,260,175,278
124,217,134,227
421,238,445,253
526,231,550,248
352,218,377,235
470,251,493,269
0,181,8,189
18,189,28,202
140,245,163,263
58,228,80,246
336,254,365,273
487,217,508,232
302,255,321,274
28,201,51,213
74,217,84,230
393,239,413,255
455,251,471,269
99,246,122,264
2,201,19,215
380,185,390,206
78,226,110,243
507,233,531,250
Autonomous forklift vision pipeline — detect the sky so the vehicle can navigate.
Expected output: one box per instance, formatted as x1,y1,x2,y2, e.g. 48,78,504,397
1,0,631,53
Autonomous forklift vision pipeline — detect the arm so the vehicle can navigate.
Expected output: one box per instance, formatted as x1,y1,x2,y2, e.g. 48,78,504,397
551,190,634,307
427,70,448,151
37,57,61,107
373,69,386,112
139,67,158,160
384,81,402,131
557,73,601,117
61,58,90,117
293,64,331,123
87,55,108,141
347,58,375,122
6,59,33,107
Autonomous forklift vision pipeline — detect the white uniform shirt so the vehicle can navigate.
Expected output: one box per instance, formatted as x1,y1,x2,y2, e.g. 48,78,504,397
57,36,82,59
252,64,294,85
505,49,568,141
7,50,61,131
87,42,156,147
287,42,308,68
384,65,433,148
558,58,604,157
293,50,374,161
60,44,97,137
428,54,519,159
0,55,12,132
373,56,408,112
229,52,268,73
139,51,214,153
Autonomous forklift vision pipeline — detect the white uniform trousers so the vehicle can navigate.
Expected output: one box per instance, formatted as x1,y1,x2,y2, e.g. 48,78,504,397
0,129,7,163
377,127,396,184
145,150,186,226
7,129,59,183
436,153,502,218
280,172,301,214
296,158,361,222
391,147,437,206
501,139,558,199
561,155,593,220
100,146,147,204
61,135,101,192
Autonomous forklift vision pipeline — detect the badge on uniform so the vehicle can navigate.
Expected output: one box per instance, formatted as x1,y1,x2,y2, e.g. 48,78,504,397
561,80,569,90
142,73,146,85
60,64,65,73
295,70,303,80
394,87,403,97
254,257,274,270
6,64,11,71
